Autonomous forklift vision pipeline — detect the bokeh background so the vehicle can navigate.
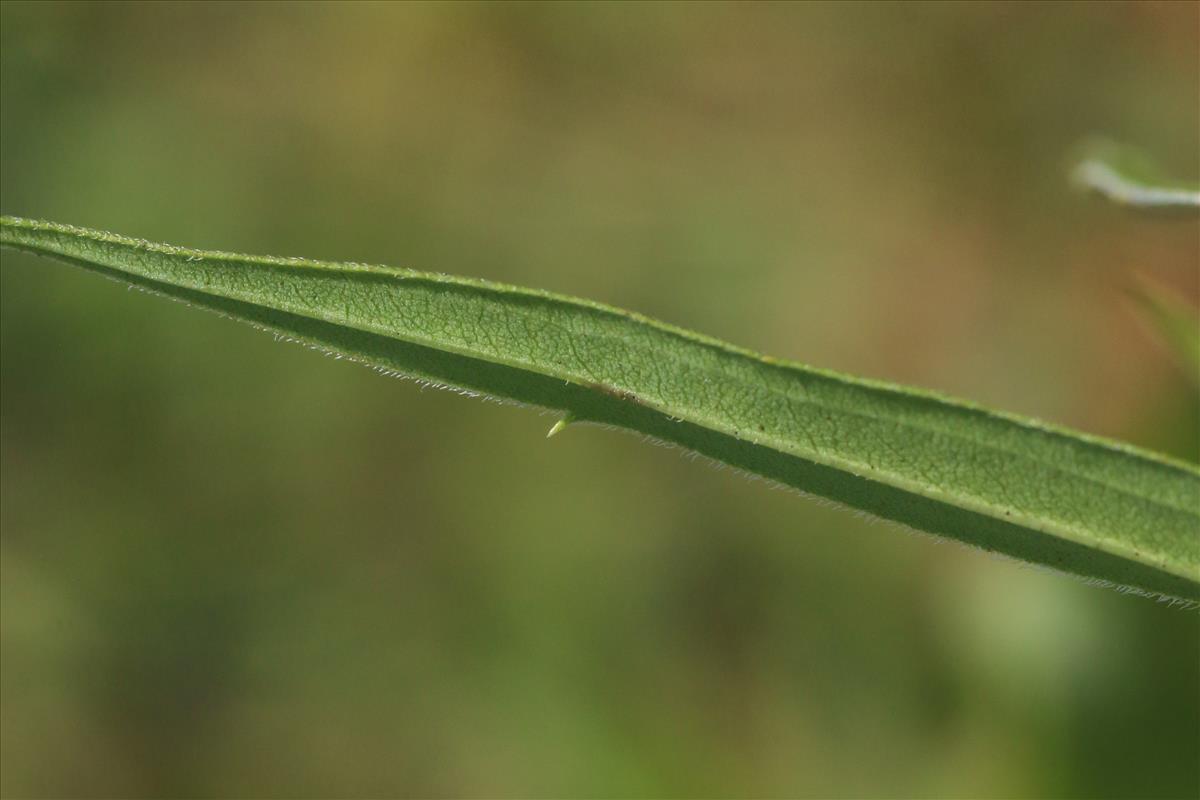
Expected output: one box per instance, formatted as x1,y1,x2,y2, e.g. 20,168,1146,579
2,2,1198,797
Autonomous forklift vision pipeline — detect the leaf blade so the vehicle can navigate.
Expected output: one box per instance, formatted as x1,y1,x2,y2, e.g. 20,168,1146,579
3,216,1197,601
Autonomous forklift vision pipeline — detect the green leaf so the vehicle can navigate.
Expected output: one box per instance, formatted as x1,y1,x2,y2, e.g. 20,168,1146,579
3,216,1198,604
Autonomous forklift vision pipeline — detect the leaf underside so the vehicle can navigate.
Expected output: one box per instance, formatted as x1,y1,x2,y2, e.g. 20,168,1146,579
3,216,1198,603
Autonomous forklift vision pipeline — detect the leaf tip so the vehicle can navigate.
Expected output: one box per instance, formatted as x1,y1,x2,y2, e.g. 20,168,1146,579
546,412,576,439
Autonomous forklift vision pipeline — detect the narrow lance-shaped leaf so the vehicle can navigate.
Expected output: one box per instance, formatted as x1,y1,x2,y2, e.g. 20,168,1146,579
2,216,1198,603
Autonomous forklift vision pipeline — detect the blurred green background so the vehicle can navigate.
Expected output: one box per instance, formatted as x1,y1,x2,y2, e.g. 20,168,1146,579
2,2,1198,797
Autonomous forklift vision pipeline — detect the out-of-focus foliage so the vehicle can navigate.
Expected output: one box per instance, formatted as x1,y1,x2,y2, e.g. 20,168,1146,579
1126,273,1200,386
1,2,1197,797
1073,138,1200,212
